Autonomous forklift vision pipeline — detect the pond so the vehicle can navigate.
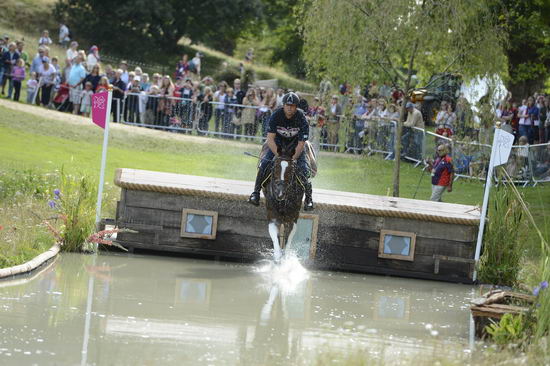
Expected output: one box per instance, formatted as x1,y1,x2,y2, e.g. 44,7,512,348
0,253,476,365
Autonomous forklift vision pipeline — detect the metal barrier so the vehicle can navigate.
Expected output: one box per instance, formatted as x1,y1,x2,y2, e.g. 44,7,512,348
196,101,264,141
500,145,532,186
451,140,491,181
529,143,550,186
357,118,395,159
401,126,425,166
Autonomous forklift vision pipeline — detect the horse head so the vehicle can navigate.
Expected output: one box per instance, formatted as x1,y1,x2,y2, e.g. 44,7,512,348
271,146,296,202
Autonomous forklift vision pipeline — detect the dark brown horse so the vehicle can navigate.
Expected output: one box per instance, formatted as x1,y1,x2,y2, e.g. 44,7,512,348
263,145,305,262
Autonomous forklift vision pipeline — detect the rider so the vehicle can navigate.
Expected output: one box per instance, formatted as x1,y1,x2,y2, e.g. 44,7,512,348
248,92,314,210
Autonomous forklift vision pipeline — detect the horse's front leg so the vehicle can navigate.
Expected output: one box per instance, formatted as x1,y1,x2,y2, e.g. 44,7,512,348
286,222,298,255
268,221,282,262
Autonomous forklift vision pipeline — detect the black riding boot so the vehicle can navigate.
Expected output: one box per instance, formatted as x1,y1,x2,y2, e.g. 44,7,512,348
304,181,314,211
248,170,264,206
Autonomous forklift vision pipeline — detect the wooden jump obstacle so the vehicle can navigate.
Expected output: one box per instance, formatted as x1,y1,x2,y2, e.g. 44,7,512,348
113,168,481,283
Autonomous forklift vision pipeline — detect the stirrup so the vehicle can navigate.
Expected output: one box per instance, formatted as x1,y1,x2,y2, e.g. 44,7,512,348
248,192,260,206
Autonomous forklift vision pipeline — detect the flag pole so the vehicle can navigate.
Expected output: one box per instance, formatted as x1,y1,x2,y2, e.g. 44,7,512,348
94,87,113,232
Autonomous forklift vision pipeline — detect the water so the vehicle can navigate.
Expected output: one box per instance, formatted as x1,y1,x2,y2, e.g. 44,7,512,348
0,253,475,365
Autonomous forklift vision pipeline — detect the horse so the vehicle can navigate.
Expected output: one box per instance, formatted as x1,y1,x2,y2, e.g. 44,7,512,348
262,145,306,262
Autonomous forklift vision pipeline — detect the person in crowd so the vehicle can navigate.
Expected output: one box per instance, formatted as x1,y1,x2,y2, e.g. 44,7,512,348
213,81,227,132
86,46,100,72
529,96,541,143
175,54,189,80
58,23,70,48
104,64,114,82
66,41,78,63
545,96,550,143
151,73,161,88
536,95,546,143
427,144,454,202
259,88,276,137
276,88,284,107
30,47,45,73
96,76,110,93
144,85,160,125
350,97,368,151
111,69,127,122
51,57,61,84
495,101,513,134
84,64,101,91
307,96,326,153
435,101,448,125
245,48,254,63
158,75,175,126
233,78,245,105
223,87,238,137
67,54,87,114
37,57,56,106
134,66,143,78
2,42,20,98
38,30,52,47
379,82,391,99
126,78,141,123
79,82,94,117
179,78,194,128
196,86,214,134
125,71,135,92
241,88,260,138
402,101,424,158
11,58,25,102
61,58,72,84
119,61,129,84
327,95,342,147
26,71,38,104
436,103,456,138
533,143,550,181
190,52,202,78
15,41,28,67
201,76,214,90
140,73,151,92
518,98,532,143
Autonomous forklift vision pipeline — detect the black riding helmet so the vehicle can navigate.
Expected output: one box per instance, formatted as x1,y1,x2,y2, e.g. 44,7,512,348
282,92,300,106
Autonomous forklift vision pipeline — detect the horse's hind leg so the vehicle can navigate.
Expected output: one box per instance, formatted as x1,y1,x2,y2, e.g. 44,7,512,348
268,221,282,262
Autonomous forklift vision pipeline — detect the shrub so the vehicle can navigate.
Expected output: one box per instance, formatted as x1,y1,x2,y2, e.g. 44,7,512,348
47,172,97,252
477,181,526,286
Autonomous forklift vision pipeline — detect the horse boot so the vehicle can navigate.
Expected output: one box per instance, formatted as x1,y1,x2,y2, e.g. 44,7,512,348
248,169,264,206
304,181,314,211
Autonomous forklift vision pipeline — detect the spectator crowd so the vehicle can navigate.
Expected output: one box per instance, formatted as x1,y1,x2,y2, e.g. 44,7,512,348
0,25,549,184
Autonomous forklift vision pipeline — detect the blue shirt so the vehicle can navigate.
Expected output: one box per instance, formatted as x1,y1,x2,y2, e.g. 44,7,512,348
353,103,368,117
68,63,86,86
30,55,43,74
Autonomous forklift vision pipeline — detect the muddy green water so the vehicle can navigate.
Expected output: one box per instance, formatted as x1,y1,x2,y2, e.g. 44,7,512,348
0,253,475,365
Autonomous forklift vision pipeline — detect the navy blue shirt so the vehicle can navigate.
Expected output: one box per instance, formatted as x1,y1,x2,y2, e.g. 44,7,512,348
268,107,309,149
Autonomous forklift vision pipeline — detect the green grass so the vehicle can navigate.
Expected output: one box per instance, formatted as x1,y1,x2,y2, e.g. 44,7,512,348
0,100,549,258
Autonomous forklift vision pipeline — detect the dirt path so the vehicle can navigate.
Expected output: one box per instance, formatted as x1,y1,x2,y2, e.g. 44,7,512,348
0,98,352,158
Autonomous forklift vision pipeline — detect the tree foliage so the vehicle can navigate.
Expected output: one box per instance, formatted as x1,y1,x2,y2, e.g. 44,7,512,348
489,0,550,96
54,0,263,60
302,0,506,196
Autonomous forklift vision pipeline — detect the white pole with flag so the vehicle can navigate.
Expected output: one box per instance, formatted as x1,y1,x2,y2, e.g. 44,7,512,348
92,87,113,231
472,126,515,281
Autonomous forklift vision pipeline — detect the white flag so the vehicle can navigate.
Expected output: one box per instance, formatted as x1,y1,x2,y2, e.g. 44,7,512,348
490,129,515,168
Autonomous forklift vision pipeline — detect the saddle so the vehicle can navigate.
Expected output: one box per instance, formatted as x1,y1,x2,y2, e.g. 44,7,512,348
259,141,317,178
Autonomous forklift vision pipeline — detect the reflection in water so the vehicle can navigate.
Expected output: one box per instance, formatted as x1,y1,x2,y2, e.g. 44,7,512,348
0,253,475,365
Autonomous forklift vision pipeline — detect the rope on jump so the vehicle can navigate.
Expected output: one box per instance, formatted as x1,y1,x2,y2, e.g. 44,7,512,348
115,180,479,226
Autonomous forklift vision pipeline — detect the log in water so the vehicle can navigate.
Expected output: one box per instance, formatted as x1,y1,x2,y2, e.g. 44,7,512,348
0,253,475,365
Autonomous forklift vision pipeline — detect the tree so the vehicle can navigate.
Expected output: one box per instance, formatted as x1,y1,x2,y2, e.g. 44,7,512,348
489,0,550,96
54,0,262,60
302,0,506,197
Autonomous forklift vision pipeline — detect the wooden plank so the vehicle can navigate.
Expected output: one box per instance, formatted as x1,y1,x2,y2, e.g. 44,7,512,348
114,168,480,223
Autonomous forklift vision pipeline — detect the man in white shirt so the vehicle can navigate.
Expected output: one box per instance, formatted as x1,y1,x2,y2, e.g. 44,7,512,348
59,23,70,48
402,102,424,158
120,61,129,84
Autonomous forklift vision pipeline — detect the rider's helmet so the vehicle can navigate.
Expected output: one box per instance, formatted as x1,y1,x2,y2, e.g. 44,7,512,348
282,92,300,106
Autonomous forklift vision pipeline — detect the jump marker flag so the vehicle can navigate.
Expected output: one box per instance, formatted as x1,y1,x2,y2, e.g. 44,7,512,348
473,127,515,281
91,89,113,230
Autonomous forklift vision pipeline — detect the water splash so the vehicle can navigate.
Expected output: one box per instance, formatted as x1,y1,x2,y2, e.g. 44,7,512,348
255,252,310,294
